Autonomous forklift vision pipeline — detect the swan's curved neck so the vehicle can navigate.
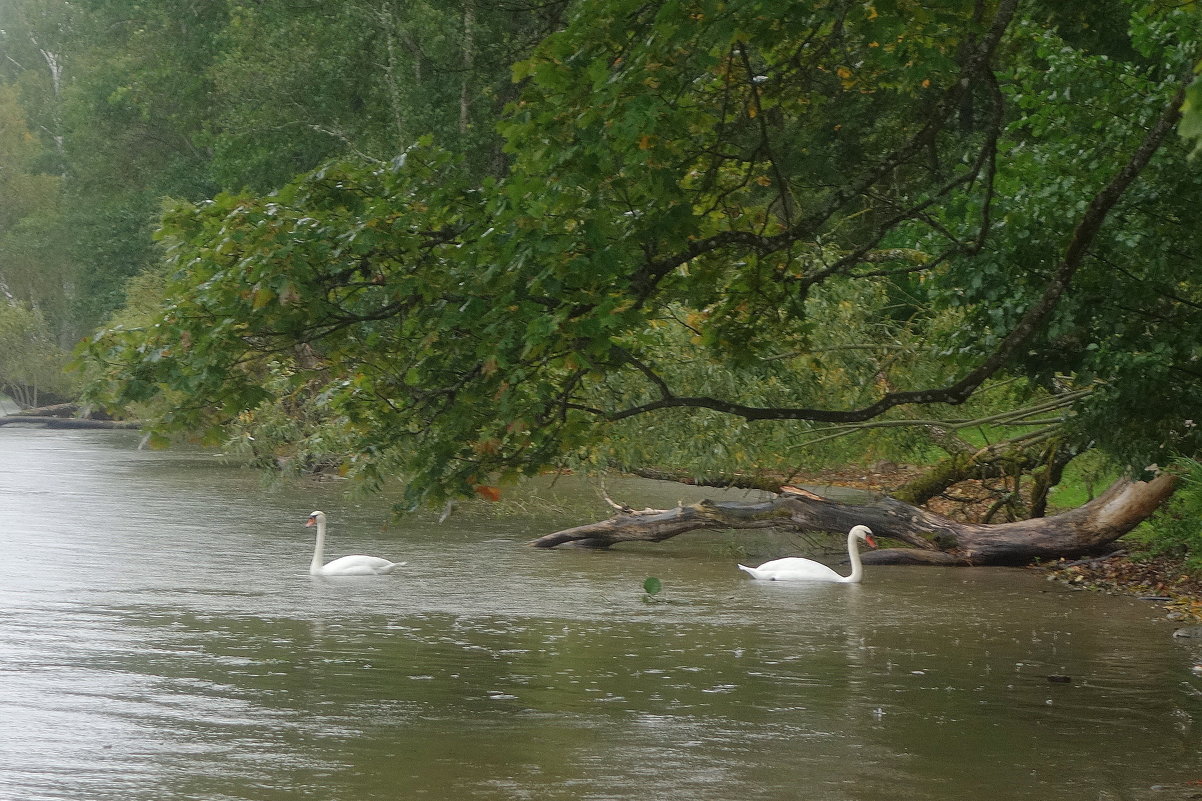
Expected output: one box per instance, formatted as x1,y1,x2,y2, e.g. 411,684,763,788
844,530,864,583
310,519,326,575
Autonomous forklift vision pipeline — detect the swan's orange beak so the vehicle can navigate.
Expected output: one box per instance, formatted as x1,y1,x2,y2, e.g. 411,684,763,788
865,535,878,548
305,518,316,527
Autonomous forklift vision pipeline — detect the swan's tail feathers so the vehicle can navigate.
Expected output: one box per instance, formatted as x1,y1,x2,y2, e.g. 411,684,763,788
737,564,763,580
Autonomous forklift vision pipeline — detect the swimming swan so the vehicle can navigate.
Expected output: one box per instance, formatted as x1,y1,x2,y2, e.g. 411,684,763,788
305,510,405,576
738,525,877,583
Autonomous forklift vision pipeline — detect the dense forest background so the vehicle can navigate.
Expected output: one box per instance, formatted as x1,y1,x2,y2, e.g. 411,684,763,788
1,0,562,373
2,0,1202,557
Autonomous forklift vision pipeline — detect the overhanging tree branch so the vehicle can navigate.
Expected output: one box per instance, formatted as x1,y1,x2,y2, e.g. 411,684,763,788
604,81,1187,426
627,0,1021,305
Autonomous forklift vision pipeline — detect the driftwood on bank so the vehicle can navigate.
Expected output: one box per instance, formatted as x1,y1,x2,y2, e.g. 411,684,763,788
0,415,141,429
529,474,1179,566
1,403,140,430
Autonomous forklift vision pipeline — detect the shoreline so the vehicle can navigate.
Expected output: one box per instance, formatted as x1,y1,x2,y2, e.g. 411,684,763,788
793,463,1202,623
1043,550,1202,624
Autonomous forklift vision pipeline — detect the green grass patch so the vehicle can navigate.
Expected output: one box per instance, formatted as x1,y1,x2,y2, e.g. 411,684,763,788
1125,459,1202,570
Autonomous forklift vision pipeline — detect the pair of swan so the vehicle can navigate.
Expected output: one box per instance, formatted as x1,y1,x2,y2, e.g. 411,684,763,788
306,510,876,584
306,510,405,576
738,524,877,583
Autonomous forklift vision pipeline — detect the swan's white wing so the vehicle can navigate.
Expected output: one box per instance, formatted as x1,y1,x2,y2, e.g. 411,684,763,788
739,556,845,582
318,555,404,576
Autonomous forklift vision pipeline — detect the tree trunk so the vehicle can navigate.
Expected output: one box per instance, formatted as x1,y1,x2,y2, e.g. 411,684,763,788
528,474,1179,566
459,2,475,135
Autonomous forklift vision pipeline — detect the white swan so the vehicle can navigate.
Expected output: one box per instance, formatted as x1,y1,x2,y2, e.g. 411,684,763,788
738,525,877,583
305,511,405,576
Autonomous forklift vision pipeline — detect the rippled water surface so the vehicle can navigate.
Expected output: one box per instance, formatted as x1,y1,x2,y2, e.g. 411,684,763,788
3,427,1202,800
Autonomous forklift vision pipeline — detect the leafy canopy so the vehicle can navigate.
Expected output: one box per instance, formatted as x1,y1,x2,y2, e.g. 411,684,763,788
81,0,1202,507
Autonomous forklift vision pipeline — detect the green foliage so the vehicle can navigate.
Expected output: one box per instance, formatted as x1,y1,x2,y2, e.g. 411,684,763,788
74,0,1202,513
54,1,227,332
913,4,1202,469
2,0,567,344
0,83,75,344
1183,68,1202,158
1132,460,1202,569
0,302,73,406
209,1,550,189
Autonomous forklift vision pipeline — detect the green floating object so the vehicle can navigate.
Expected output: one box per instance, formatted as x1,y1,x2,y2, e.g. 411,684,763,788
643,577,663,596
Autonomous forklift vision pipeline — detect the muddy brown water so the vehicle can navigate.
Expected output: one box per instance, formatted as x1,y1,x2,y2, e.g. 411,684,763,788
2,426,1201,800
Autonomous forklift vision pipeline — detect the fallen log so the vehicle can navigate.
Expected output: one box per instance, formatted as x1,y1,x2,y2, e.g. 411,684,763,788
0,415,141,429
529,473,1179,566
13,402,117,420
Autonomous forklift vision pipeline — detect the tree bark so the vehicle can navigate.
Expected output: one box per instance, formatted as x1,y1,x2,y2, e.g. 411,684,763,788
529,474,1179,566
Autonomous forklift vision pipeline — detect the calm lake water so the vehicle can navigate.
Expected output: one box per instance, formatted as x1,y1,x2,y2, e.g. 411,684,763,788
2,426,1201,800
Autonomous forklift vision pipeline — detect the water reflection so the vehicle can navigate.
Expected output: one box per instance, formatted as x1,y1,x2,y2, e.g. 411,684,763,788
2,427,1201,800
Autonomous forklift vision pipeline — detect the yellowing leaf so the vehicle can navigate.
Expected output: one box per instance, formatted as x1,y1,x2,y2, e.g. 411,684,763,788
251,287,274,309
